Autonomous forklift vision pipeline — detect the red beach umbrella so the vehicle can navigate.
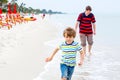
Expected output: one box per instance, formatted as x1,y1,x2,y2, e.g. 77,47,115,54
0,8,2,14
13,4,17,14
8,3,11,14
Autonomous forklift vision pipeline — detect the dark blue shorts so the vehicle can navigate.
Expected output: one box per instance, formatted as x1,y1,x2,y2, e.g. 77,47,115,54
60,64,75,80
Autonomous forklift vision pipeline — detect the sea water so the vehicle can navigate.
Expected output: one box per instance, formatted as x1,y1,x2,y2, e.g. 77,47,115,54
34,13,120,80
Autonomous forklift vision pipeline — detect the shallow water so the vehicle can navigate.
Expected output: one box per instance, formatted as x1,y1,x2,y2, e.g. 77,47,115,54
34,13,120,80
34,38,120,80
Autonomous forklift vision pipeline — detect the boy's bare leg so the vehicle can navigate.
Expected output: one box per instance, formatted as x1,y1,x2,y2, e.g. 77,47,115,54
61,78,66,80
83,46,86,56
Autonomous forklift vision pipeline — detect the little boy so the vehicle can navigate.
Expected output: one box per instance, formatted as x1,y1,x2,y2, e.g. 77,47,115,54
45,27,84,80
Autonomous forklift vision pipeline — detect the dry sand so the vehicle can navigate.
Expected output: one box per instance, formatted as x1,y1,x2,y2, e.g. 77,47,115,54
0,15,58,80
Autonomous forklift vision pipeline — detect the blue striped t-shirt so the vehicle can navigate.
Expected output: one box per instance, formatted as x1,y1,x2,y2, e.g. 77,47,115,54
59,41,82,66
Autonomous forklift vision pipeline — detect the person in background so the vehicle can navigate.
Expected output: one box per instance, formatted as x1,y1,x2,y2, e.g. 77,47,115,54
42,13,45,19
75,5,96,56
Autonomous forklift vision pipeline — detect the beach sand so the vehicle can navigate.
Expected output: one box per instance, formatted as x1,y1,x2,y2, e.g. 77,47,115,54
0,15,58,80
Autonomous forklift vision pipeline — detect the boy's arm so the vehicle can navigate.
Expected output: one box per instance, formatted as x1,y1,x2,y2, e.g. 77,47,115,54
45,47,59,62
78,50,84,66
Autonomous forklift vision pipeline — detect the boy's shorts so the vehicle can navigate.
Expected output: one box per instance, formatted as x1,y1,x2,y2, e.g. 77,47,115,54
60,64,75,80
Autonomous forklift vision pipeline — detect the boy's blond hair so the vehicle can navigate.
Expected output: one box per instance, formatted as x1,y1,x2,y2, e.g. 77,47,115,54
63,27,76,38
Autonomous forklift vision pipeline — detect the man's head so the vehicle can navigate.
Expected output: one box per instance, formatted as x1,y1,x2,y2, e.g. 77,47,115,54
86,6,92,11
85,6,92,15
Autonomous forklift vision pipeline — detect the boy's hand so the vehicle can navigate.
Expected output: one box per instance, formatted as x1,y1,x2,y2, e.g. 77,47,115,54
78,61,83,66
45,57,52,62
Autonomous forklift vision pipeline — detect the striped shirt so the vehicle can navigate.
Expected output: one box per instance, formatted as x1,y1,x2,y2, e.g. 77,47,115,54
77,12,96,34
59,41,82,66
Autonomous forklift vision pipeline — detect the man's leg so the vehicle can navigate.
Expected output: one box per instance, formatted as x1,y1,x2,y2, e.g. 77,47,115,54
88,45,92,55
83,46,86,56
87,34,93,55
80,33,87,55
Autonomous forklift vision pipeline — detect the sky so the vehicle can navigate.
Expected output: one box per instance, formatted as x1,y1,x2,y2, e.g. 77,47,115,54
8,0,120,14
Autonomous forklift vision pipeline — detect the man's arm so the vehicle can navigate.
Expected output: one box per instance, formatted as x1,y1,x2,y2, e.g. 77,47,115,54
93,23,96,35
75,21,79,32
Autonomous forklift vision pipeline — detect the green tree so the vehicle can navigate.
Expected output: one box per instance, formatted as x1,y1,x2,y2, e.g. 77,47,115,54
0,0,8,3
10,0,17,4
28,7,33,13
48,10,52,14
2,8,7,13
41,9,47,13
34,9,41,14
0,0,8,13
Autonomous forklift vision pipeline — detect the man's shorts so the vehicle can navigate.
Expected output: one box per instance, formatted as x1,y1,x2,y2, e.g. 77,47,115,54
80,33,93,47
